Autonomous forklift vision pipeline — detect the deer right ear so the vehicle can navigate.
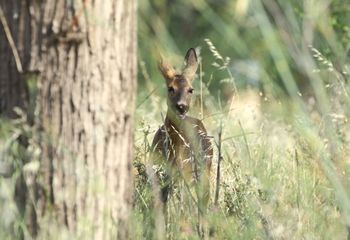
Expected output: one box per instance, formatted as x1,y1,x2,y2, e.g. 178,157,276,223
182,48,198,82
158,59,176,84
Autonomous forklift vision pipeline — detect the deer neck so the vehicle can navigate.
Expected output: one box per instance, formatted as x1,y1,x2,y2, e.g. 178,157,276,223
165,110,187,132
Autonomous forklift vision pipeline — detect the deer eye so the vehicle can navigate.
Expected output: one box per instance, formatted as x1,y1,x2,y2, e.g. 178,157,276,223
168,87,175,93
188,88,194,94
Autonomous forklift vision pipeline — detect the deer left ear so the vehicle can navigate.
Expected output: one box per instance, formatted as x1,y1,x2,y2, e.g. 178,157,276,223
158,58,176,85
182,48,198,81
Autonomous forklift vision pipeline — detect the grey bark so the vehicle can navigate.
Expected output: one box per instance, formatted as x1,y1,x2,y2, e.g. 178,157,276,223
1,0,136,238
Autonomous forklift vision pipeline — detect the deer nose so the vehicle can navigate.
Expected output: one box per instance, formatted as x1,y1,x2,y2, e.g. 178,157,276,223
176,103,187,113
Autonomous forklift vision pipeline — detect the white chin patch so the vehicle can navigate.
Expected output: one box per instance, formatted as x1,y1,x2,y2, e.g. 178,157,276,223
178,114,186,119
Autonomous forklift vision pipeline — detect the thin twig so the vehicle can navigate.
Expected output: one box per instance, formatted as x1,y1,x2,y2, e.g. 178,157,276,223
222,132,256,142
295,149,300,209
200,61,203,119
238,120,253,162
0,5,23,73
214,122,223,205
202,107,237,120
136,87,159,109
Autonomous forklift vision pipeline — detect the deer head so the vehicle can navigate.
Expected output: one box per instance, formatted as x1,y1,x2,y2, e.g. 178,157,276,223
159,48,199,119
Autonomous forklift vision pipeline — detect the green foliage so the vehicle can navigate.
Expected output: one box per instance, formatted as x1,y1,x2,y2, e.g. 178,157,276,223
134,0,350,238
0,71,41,239
0,111,41,239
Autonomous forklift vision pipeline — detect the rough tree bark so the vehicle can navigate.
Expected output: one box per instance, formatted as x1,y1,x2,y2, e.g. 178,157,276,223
37,1,136,239
1,0,136,238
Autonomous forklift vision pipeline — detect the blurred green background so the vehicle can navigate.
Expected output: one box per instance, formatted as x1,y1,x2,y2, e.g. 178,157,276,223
134,0,350,239
138,0,350,100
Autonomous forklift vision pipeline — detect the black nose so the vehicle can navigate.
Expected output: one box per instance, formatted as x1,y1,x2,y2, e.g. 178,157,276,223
176,104,187,113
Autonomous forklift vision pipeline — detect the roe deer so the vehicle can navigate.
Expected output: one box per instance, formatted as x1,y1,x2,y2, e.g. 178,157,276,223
151,48,213,211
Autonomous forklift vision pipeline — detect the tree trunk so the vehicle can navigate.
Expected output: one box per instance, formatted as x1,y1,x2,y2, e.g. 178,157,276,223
37,1,137,238
1,0,136,238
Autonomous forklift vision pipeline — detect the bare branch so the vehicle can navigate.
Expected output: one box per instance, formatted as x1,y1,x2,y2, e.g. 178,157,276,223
0,5,23,73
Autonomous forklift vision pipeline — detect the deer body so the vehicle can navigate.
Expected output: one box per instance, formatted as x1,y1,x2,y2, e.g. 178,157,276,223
152,48,213,204
153,115,212,180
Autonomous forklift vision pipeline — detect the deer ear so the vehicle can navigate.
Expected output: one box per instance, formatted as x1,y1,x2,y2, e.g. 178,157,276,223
182,48,198,81
158,58,176,84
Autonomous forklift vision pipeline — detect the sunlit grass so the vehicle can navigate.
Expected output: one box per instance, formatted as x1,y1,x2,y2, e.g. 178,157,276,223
134,1,350,239
133,48,349,238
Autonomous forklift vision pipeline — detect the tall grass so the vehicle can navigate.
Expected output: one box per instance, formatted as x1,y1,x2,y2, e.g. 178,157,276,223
134,0,350,239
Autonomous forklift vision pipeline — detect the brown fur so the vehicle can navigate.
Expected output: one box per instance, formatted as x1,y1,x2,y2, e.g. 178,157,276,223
152,48,213,204
152,116,212,180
